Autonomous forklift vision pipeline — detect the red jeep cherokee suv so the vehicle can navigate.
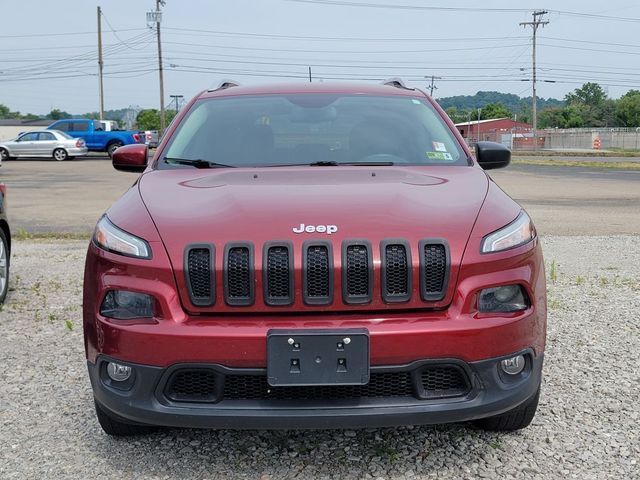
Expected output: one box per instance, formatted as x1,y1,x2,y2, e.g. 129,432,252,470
83,80,545,436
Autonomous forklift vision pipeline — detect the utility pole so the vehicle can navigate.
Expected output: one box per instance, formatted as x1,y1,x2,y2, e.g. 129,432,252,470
97,6,104,120
520,10,549,149
148,1,166,133
169,94,183,112
308,66,312,83
427,75,442,97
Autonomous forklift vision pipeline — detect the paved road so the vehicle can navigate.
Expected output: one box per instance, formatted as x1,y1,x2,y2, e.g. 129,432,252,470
0,158,638,235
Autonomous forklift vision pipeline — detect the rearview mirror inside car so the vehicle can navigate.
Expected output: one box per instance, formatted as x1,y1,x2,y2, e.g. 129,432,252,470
112,144,148,172
475,141,511,170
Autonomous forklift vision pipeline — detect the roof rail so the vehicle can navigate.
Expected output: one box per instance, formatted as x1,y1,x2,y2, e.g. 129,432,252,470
208,79,241,92
381,77,413,90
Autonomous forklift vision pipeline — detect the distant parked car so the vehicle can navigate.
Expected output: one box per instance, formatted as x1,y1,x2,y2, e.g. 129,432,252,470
144,130,159,148
0,183,10,304
48,119,143,158
0,130,87,161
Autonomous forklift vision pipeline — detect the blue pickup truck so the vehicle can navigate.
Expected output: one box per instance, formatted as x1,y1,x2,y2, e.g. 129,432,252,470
47,119,143,157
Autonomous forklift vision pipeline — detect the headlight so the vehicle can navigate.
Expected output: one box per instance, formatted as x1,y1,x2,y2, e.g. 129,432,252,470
93,216,151,259
478,285,529,312
481,211,535,253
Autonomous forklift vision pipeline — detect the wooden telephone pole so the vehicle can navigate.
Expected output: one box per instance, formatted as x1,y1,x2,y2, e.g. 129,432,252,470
520,10,549,148
97,6,104,120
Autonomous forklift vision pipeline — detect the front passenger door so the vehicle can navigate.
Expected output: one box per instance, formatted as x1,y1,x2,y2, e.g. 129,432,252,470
13,132,39,156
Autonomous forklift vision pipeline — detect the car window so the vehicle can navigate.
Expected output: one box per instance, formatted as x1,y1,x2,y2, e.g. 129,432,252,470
18,132,39,142
38,132,55,141
54,122,69,132
70,122,89,132
93,120,104,131
55,131,73,140
161,94,468,168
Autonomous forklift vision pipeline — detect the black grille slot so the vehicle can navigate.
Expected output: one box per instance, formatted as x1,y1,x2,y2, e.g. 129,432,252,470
343,242,372,304
224,372,414,400
165,369,220,403
420,240,449,301
224,244,254,306
303,243,332,305
381,241,411,303
264,244,293,306
418,365,470,399
185,245,214,306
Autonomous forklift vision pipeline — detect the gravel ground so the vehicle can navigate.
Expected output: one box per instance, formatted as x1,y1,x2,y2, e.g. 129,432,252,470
0,236,638,479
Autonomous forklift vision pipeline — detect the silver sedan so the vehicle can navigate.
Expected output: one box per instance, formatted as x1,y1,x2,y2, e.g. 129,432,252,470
0,129,88,161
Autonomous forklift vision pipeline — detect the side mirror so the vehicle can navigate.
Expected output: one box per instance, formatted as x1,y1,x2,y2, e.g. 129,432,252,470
112,144,148,172
475,141,511,170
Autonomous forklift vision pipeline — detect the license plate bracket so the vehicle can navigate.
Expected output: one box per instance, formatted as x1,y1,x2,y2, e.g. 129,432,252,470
267,328,369,387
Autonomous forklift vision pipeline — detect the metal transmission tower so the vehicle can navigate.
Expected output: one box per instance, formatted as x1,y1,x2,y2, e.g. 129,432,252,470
147,1,166,134
520,10,549,148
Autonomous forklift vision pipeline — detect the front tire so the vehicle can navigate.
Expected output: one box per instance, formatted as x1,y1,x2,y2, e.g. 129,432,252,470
53,148,68,161
0,228,9,304
474,387,540,431
94,400,155,436
107,141,123,158
0,148,11,161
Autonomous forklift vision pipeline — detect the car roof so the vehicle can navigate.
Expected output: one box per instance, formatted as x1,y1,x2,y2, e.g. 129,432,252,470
199,81,427,100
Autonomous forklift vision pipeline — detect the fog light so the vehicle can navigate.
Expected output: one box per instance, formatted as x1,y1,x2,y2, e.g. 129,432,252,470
100,290,154,320
500,355,525,375
106,362,132,382
478,285,529,312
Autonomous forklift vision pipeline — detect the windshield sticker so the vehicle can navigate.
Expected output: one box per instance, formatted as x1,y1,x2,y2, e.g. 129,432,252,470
411,99,421,104
432,141,447,152
443,152,453,161
426,152,446,160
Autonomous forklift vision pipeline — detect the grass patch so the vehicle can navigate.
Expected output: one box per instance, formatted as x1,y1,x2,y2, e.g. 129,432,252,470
14,229,91,241
549,260,557,283
512,159,640,170
514,150,640,157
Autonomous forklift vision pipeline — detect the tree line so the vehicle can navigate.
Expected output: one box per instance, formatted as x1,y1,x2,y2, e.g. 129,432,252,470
439,83,640,129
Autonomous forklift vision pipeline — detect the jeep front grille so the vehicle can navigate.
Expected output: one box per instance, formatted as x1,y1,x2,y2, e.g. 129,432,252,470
184,239,450,308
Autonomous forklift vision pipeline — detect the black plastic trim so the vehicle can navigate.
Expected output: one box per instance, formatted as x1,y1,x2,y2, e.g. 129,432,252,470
223,242,255,307
380,239,412,304
302,240,334,306
342,240,374,305
164,367,224,404
184,243,215,307
419,238,450,302
262,241,294,306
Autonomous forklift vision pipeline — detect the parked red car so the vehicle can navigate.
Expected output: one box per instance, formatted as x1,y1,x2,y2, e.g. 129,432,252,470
83,80,546,436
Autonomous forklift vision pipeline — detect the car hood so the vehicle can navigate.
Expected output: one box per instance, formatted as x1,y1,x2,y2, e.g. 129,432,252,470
138,165,489,313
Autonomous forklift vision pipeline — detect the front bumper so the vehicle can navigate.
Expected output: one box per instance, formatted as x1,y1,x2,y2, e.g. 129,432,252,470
89,350,543,430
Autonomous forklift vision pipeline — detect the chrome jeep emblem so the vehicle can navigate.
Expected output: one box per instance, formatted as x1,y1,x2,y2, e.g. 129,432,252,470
292,223,338,235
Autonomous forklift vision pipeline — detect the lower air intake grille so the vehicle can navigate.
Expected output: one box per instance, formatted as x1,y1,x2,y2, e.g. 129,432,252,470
420,241,449,301
165,369,219,403
224,372,414,400
304,244,331,304
418,365,470,399
185,245,214,306
343,242,372,303
162,364,470,403
264,245,293,305
225,245,253,305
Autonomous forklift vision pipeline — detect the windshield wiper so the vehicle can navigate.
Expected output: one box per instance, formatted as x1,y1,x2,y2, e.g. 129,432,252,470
266,160,395,167
164,157,236,169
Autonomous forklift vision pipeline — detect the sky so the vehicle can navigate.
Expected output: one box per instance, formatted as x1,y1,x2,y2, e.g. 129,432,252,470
1,0,639,115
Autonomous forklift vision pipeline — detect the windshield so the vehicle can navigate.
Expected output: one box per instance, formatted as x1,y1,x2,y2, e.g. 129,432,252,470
161,94,468,168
